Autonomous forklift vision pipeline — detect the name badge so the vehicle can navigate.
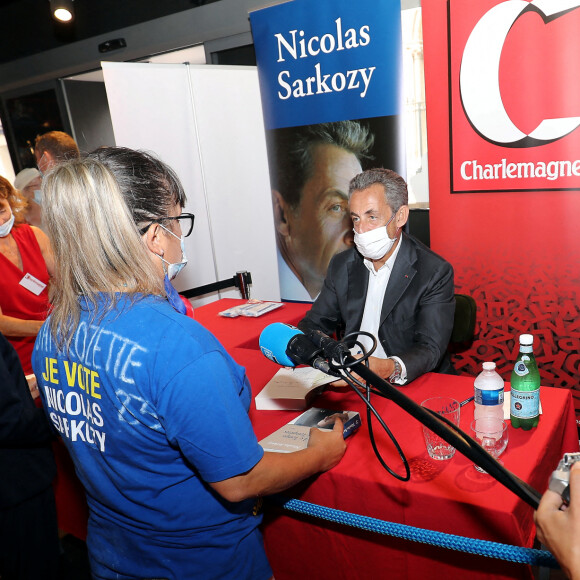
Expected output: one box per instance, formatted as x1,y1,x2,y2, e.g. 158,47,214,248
19,273,47,296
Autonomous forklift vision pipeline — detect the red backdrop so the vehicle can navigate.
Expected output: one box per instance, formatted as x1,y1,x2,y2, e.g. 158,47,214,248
422,0,580,419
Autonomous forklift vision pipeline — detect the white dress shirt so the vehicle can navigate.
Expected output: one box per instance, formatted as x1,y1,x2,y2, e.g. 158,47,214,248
357,236,407,384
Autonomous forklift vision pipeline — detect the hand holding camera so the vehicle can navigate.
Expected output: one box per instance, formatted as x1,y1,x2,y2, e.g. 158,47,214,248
535,453,580,579
548,452,580,506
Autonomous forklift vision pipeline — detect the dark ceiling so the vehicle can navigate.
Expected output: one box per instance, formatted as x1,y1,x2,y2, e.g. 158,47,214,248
0,0,216,65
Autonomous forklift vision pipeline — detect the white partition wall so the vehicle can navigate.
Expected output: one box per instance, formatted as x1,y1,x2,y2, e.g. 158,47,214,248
101,62,280,305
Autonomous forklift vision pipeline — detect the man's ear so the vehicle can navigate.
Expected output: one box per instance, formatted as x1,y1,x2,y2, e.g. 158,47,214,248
143,223,164,257
272,190,291,237
396,205,410,229
44,150,56,169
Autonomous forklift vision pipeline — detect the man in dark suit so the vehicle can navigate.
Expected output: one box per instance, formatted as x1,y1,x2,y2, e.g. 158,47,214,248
298,168,455,385
0,333,60,579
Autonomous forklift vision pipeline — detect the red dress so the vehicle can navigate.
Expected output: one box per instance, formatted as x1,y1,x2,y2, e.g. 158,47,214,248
0,224,50,374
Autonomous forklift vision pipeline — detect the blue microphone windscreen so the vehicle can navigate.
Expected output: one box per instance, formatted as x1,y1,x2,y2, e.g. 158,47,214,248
259,322,302,367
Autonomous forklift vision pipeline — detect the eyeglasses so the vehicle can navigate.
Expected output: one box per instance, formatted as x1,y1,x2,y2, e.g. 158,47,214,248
139,213,195,237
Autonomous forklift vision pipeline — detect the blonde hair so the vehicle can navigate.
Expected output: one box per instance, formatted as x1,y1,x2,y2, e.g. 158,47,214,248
0,175,28,224
43,148,186,352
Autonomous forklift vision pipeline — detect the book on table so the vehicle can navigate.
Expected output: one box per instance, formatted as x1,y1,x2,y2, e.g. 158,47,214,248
254,366,337,411
259,407,361,453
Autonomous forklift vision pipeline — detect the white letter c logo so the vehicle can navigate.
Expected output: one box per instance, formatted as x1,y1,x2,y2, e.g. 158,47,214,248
460,0,580,147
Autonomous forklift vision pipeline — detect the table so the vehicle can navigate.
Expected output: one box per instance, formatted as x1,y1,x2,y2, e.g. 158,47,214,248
197,299,579,580
54,298,578,579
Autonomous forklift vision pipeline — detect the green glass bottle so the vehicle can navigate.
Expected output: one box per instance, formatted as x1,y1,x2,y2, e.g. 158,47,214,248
510,334,540,430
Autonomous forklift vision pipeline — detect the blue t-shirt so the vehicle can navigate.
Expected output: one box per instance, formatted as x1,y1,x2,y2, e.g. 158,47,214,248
33,294,271,580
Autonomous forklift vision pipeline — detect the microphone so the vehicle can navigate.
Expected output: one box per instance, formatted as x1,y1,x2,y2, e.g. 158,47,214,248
259,323,338,375
304,328,351,362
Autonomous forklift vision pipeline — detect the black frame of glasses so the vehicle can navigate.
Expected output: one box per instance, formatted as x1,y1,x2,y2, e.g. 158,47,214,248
139,213,195,237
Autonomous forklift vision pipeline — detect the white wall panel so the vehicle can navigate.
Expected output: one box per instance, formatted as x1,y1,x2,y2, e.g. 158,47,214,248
102,61,280,306
186,65,279,300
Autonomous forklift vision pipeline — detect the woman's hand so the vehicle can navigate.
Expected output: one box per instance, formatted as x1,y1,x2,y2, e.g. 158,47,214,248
306,417,347,472
210,417,348,503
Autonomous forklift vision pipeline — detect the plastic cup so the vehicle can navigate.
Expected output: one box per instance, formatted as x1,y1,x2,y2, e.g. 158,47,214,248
421,397,461,460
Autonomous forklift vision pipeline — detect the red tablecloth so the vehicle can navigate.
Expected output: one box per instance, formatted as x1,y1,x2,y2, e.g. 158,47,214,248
191,297,309,351
199,300,578,580
245,365,576,579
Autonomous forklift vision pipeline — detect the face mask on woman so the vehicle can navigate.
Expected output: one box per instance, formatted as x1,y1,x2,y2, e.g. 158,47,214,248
157,223,188,280
353,212,397,260
0,211,15,238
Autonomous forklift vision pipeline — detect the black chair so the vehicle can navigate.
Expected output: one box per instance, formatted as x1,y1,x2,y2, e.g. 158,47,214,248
180,271,252,300
450,293,477,348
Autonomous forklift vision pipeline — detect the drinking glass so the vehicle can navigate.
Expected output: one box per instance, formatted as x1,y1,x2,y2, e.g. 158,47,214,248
421,397,461,460
471,417,508,472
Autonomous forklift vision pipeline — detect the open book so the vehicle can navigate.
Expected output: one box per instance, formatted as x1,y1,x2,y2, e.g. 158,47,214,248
259,408,361,453
255,367,337,411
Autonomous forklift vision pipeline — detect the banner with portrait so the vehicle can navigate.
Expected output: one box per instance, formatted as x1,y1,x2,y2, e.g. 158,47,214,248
250,0,404,301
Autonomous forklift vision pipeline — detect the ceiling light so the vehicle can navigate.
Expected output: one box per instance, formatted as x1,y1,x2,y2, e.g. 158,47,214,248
50,0,74,23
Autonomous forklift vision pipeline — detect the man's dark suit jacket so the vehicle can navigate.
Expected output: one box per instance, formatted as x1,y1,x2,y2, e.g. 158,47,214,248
298,233,456,383
0,333,56,508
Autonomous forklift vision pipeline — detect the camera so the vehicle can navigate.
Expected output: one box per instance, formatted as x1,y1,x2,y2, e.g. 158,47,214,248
548,452,580,504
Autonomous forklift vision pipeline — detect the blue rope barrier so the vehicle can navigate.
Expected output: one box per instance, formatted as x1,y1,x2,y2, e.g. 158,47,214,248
269,497,559,569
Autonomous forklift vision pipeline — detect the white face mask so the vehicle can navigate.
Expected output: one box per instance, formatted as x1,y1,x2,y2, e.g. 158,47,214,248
0,212,15,238
353,213,397,260
158,223,188,280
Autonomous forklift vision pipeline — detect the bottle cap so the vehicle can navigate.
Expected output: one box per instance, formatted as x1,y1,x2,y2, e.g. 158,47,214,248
519,334,534,345
482,361,496,370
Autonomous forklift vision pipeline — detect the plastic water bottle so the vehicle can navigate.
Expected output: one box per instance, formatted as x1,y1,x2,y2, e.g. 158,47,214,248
510,334,540,430
473,362,504,421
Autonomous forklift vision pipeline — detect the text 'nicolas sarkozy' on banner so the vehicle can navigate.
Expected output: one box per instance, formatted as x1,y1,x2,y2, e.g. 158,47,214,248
250,0,403,130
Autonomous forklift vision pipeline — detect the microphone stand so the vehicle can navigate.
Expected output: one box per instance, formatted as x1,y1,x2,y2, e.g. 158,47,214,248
333,353,542,509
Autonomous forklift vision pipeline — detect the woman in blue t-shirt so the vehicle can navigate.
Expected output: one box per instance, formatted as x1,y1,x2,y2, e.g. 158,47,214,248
32,147,346,580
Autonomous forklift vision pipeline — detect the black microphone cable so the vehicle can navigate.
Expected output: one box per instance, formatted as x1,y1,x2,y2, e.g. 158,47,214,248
330,331,410,482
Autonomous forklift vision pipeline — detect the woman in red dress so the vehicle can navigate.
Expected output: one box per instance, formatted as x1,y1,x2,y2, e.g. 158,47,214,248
0,175,54,385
